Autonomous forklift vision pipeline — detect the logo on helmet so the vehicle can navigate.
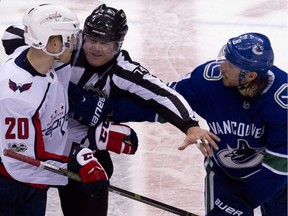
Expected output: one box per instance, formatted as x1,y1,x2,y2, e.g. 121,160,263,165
232,38,241,45
92,29,105,36
252,44,264,55
44,11,62,23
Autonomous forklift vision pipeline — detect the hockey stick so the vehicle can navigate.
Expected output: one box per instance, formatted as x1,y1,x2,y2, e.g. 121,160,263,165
3,149,198,216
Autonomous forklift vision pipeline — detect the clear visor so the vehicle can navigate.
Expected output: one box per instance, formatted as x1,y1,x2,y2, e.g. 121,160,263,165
216,44,249,81
64,30,82,50
216,44,227,63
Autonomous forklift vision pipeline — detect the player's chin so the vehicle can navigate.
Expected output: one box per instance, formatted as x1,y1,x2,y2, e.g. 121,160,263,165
59,58,69,64
60,54,72,63
222,78,232,87
222,77,228,85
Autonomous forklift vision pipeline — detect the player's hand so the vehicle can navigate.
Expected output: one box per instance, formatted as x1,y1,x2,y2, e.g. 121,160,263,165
68,146,110,198
178,126,220,157
68,82,112,127
68,146,108,183
208,194,253,216
89,120,138,154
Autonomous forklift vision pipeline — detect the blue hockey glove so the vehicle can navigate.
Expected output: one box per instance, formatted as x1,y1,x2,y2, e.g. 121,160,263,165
68,82,112,127
208,194,253,216
2,25,25,55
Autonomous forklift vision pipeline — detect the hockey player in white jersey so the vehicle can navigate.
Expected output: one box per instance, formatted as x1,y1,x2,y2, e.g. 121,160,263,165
0,4,109,216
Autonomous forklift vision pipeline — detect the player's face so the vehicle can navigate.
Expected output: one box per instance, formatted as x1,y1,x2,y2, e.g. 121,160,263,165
83,36,117,67
219,60,242,87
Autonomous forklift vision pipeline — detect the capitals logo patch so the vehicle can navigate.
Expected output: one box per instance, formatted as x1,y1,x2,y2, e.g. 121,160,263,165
9,79,32,93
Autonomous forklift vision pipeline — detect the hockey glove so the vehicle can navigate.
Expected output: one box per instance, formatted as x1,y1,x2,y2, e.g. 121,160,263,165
68,146,108,183
68,82,112,127
68,146,109,198
88,120,138,154
208,194,253,216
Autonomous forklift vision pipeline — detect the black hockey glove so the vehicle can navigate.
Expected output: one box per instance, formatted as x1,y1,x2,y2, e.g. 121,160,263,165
76,179,110,199
68,82,112,127
208,194,253,216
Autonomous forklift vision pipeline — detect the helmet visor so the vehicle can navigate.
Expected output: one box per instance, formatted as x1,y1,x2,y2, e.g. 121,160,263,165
217,44,227,63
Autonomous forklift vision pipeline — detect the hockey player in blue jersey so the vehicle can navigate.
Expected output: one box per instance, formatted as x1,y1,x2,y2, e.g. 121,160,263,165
98,32,288,215
166,32,287,216
101,32,288,215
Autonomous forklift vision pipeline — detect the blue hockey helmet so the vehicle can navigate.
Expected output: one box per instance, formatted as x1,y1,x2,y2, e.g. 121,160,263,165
83,4,128,42
223,33,274,77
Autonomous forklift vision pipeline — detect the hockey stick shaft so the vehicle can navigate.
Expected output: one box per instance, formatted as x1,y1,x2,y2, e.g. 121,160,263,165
3,148,82,181
108,185,198,216
3,149,198,216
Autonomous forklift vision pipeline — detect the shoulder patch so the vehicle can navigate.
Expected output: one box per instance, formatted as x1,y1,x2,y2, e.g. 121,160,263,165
274,83,288,109
203,61,222,81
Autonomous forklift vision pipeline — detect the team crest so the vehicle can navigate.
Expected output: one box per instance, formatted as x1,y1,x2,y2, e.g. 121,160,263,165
252,43,264,55
217,139,265,168
9,79,32,93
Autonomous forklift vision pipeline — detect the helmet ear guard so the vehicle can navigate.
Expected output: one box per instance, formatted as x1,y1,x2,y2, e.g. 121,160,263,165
221,33,274,77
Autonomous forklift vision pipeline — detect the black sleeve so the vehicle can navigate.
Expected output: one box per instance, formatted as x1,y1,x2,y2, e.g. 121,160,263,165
2,25,25,55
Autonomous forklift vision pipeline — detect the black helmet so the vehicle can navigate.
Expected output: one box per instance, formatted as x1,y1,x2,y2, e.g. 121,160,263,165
83,4,128,41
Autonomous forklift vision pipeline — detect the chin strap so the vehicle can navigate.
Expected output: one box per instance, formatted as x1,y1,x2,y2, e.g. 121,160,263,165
42,46,67,59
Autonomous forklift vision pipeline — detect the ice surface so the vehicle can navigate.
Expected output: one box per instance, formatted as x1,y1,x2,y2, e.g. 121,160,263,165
0,0,286,215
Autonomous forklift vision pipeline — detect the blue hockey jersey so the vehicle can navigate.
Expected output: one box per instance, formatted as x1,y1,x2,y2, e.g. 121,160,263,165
170,60,287,206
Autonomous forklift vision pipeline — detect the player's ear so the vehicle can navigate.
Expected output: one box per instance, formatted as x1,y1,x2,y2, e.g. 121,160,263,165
51,36,62,47
46,35,62,52
246,71,258,81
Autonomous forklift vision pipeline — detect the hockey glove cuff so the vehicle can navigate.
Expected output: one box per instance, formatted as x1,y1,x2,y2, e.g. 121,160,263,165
88,120,138,154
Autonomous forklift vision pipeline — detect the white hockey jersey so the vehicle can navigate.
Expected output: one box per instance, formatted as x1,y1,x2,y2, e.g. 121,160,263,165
0,46,71,186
